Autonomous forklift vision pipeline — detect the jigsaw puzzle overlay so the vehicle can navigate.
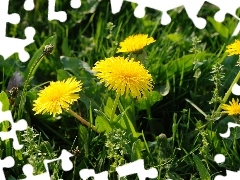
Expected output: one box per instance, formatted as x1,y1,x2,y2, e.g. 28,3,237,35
213,121,240,180
110,0,240,35
2,95,240,180
0,0,80,62
1,0,240,62
0,97,158,179
212,84,240,180
0,0,240,179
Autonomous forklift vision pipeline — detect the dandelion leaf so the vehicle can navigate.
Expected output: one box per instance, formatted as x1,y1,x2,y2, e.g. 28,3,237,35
0,91,9,111
193,154,211,180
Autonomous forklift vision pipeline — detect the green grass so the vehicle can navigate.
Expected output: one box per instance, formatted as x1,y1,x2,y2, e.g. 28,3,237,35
1,0,240,179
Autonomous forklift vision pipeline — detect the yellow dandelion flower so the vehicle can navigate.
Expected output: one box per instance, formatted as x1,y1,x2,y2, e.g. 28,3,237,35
221,98,240,116
92,56,153,99
33,77,82,117
117,34,155,53
226,40,240,56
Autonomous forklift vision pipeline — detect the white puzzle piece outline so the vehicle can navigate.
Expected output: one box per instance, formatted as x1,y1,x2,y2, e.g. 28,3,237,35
116,159,158,180
24,0,35,11
110,0,240,34
0,156,15,180
213,122,240,179
0,0,36,62
0,0,240,179
0,102,28,150
79,169,109,180
0,0,83,62
20,149,74,180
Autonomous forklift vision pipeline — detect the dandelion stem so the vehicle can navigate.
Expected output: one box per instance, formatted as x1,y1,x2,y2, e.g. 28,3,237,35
18,53,45,119
110,93,121,123
68,109,99,133
216,71,240,113
18,44,54,119
145,91,152,120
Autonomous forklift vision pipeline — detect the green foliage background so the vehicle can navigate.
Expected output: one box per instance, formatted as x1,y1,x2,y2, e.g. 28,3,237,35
0,0,240,179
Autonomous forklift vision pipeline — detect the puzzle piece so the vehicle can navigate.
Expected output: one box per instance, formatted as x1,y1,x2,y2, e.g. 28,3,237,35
205,0,240,36
0,156,15,180
206,0,240,23
110,0,240,32
79,169,108,180
48,0,67,22
214,154,240,179
233,21,240,36
0,0,19,41
213,81,240,179
70,0,81,9
48,0,81,22
43,149,74,172
0,0,20,38
24,0,35,11
0,27,35,63
116,159,158,180
20,149,74,180
214,170,240,180
0,0,82,62
219,122,240,138
214,120,240,179
110,0,207,29
0,0,36,62
232,83,240,96
21,164,51,180
0,102,28,150
214,154,225,164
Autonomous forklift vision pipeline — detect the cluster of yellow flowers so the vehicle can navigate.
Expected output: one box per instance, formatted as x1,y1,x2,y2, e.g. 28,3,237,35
225,40,240,56
32,35,240,125
33,34,155,118
221,40,240,117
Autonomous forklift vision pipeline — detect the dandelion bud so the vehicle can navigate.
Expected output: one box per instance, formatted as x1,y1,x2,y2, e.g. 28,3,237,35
43,44,54,55
157,133,167,147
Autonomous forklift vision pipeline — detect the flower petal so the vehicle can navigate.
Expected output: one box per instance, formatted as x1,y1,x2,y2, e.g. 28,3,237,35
93,56,153,99
33,77,82,117
117,34,155,53
226,40,240,56
221,98,240,115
